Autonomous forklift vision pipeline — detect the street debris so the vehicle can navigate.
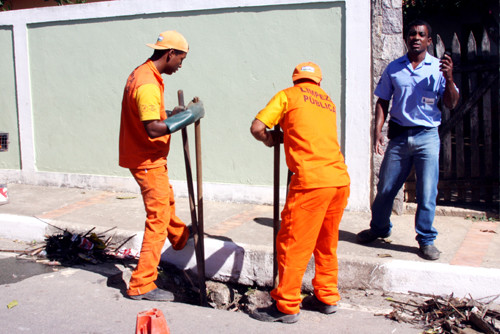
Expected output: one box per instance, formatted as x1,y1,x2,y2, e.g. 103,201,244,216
384,292,500,333
42,227,138,265
6,300,18,309
465,215,499,223
0,225,139,266
115,195,137,200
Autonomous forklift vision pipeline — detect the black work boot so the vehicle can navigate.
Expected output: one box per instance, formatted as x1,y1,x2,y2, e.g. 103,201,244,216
250,304,300,324
302,294,338,314
129,288,175,301
187,224,195,239
356,229,391,244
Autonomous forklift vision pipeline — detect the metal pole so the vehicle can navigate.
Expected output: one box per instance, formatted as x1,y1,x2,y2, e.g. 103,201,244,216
194,118,207,306
273,125,280,289
177,90,206,306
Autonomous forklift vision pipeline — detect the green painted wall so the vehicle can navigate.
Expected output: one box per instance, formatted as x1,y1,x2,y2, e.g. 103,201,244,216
29,2,344,185
0,27,20,169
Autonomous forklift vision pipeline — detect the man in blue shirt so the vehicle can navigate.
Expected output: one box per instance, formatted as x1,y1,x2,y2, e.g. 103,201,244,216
357,20,459,260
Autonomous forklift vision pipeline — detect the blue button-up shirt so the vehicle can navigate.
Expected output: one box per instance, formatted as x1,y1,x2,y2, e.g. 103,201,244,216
374,52,449,127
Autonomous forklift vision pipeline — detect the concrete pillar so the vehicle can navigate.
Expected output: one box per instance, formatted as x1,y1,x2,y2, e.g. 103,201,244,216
371,0,405,214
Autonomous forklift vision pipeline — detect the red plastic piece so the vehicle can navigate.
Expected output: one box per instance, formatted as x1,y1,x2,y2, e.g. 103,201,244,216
135,308,170,334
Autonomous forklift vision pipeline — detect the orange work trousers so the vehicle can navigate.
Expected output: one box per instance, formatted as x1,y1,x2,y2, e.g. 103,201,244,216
127,165,189,296
271,185,350,314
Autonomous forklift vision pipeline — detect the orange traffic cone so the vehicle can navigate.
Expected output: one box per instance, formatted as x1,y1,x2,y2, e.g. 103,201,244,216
135,308,170,334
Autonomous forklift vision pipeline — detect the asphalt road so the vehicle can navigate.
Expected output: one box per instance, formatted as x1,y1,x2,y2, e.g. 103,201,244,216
0,238,427,334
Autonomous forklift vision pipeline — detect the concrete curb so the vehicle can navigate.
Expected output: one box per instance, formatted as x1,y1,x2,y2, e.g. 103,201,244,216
1,213,500,302
0,214,47,242
381,259,500,299
405,203,491,217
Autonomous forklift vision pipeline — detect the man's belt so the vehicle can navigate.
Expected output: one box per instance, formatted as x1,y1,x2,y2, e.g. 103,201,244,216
387,120,434,139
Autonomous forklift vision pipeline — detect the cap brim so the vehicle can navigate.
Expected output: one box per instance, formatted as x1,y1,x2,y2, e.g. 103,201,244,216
146,43,169,50
292,73,321,83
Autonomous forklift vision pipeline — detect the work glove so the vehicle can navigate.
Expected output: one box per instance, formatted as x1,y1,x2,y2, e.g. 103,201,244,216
164,101,205,134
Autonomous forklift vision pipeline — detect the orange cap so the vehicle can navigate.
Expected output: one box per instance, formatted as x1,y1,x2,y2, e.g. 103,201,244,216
292,62,322,84
146,30,189,52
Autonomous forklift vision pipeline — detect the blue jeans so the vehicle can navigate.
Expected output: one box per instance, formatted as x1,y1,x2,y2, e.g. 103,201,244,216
370,127,439,246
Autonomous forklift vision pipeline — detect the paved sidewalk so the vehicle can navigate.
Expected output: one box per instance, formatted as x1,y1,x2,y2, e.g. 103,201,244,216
1,183,499,301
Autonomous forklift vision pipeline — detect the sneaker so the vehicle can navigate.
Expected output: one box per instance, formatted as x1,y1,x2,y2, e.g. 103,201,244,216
356,229,391,244
129,288,175,301
0,185,8,205
302,294,338,314
419,244,440,261
250,304,300,324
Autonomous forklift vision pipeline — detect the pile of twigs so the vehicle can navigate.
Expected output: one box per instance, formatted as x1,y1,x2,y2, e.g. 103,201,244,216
43,226,136,266
385,292,500,333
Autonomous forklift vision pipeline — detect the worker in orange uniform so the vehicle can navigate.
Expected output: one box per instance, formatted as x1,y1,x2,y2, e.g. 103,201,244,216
250,62,350,323
119,30,202,301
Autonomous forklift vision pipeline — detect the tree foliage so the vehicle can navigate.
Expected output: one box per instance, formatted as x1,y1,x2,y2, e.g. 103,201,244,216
45,0,87,5
403,0,480,15
0,0,12,10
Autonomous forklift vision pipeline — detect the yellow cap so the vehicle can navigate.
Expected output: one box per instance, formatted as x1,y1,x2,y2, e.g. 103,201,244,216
146,30,189,52
292,62,322,84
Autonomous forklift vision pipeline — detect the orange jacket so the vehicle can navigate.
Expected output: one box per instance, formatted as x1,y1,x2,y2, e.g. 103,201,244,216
256,82,350,189
119,60,170,169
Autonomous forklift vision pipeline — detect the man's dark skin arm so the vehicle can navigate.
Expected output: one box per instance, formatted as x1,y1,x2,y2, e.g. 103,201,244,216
374,98,390,155
440,54,460,109
143,98,199,138
143,121,165,138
